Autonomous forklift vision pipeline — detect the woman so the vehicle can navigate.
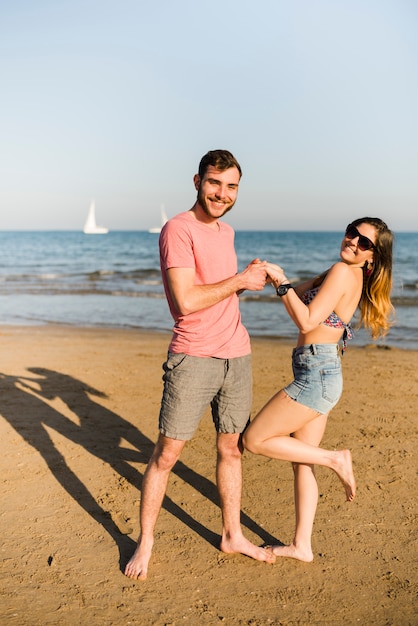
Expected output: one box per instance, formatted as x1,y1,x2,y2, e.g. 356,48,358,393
243,217,394,562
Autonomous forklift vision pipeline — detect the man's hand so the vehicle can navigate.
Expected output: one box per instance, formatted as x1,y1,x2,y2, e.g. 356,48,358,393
239,259,268,292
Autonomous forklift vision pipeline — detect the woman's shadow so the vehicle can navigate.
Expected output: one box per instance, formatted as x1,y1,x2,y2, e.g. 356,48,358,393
0,367,277,570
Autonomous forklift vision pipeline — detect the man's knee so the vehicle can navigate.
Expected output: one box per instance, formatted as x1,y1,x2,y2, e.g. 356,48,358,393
151,436,185,471
217,433,243,461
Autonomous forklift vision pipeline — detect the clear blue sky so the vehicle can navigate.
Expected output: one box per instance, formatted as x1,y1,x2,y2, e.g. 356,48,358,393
1,0,417,231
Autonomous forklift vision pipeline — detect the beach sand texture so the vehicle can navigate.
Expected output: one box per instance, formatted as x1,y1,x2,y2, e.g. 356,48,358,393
0,326,416,626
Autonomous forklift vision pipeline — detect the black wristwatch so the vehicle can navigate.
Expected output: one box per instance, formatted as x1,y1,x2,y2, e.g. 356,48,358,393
276,283,293,297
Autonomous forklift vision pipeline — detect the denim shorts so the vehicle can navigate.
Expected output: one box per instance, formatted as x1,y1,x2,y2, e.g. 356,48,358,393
283,344,343,414
158,353,252,440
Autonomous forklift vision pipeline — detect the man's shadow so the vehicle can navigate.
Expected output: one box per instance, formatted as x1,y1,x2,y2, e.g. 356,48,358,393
0,367,277,570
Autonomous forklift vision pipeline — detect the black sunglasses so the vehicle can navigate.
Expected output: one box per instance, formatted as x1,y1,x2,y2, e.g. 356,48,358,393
345,224,376,251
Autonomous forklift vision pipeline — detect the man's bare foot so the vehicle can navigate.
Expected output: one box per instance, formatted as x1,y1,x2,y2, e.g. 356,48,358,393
124,536,153,580
334,449,356,501
266,543,313,563
220,534,276,563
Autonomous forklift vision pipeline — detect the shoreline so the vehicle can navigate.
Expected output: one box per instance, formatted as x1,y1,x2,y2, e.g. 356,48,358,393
0,324,416,625
0,321,412,350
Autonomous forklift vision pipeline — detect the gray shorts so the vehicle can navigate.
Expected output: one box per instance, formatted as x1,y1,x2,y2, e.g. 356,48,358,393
284,344,343,414
158,353,252,440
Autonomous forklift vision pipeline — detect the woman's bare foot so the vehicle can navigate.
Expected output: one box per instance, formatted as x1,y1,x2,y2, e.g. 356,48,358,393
124,536,153,580
266,543,313,562
220,533,276,563
333,450,356,501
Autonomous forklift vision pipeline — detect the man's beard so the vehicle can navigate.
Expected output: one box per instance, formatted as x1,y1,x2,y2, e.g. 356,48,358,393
197,187,234,219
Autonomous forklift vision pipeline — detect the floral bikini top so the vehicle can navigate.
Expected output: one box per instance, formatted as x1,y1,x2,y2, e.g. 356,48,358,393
302,286,354,354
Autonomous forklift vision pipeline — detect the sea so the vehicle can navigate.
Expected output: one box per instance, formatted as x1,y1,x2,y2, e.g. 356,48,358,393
1,230,417,350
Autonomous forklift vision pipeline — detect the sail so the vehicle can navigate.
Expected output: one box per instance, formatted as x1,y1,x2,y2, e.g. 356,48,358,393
149,204,168,233
83,201,109,234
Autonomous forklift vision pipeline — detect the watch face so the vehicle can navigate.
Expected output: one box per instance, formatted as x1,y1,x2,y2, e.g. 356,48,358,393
278,284,291,296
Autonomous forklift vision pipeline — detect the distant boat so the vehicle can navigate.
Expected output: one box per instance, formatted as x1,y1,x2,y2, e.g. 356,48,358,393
83,201,109,234
149,204,168,233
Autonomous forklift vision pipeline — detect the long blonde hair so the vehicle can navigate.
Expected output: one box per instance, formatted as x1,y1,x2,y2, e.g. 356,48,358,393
353,217,395,339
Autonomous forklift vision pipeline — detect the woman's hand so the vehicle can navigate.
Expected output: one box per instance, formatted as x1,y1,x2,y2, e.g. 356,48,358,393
265,262,288,289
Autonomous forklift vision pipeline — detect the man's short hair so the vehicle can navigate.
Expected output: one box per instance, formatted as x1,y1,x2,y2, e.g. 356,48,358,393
198,149,242,179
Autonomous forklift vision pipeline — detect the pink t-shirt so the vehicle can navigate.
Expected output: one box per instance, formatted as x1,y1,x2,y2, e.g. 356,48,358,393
159,211,251,358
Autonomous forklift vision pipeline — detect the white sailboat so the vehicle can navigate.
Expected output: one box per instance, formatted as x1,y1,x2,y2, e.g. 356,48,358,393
83,201,109,234
148,204,168,233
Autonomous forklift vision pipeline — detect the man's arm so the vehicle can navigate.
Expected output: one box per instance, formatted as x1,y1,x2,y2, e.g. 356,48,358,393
166,260,268,316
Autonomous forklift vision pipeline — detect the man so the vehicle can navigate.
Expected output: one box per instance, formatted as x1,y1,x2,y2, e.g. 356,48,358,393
125,149,274,580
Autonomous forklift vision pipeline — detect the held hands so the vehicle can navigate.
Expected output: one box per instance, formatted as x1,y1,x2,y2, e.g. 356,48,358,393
239,259,288,293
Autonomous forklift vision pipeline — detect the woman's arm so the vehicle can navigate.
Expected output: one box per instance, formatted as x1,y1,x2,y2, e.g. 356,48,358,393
267,262,351,333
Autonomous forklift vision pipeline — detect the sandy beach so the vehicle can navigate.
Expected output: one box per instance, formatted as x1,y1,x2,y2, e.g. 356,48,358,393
0,325,416,626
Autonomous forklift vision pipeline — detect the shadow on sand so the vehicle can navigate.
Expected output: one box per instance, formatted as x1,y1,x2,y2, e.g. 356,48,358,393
0,367,278,571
